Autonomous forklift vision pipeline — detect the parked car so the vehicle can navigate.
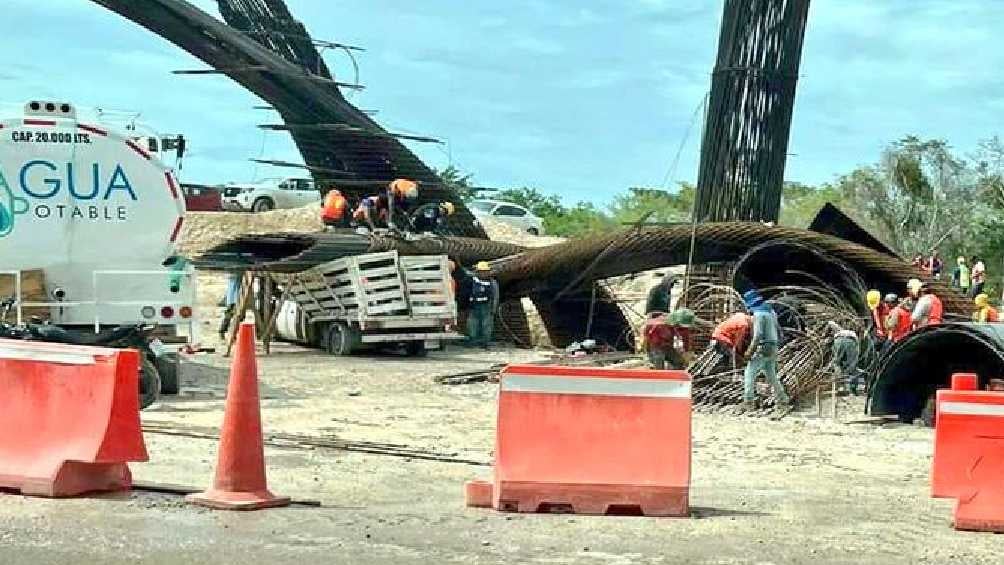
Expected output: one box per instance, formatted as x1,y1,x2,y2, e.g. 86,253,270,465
221,177,320,212
468,199,545,235
181,183,223,212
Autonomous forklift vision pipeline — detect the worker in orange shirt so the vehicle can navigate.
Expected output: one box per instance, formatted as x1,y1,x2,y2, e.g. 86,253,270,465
885,294,913,344
709,311,753,370
320,188,349,229
973,293,999,323
386,178,419,231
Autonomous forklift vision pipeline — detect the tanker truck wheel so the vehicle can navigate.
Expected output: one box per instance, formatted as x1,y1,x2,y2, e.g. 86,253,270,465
155,353,180,395
139,356,161,410
252,197,275,213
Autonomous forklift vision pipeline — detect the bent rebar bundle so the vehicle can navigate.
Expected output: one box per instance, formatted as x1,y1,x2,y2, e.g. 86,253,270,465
695,0,811,222
870,324,1004,423
92,0,486,239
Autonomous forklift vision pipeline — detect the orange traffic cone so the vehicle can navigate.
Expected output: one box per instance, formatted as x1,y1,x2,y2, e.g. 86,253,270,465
186,322,290,510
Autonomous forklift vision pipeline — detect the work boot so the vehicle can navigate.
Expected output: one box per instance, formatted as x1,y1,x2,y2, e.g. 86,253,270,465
737,399,756,414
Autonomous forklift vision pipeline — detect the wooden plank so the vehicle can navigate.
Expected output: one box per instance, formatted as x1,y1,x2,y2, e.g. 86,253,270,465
353,251,398,264
354,265,400,279
366,302,410,315
411,306,453,315
361,289,406,303
405,282,446,292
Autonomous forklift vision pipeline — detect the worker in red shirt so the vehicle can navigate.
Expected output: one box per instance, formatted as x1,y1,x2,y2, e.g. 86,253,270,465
710,311,752,369
643,308,695,370
911,281,943,329
320,188,349,228
866,290,888,340
885,294,913,344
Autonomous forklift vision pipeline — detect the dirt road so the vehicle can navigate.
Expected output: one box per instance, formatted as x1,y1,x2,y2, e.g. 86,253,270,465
0,341,999,564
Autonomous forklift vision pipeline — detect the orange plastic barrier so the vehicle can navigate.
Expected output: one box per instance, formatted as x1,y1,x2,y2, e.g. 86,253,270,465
932,372,1004,532
466,364,691,516
0,339,148,496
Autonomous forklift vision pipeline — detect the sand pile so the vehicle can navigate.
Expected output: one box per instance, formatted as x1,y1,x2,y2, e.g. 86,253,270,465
478,216,565,248
177,206,323,257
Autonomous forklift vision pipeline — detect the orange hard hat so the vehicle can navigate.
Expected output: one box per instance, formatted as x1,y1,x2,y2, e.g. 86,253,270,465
390,179,418,199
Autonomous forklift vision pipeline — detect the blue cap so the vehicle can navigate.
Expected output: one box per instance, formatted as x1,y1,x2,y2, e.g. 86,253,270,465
742,289,765,309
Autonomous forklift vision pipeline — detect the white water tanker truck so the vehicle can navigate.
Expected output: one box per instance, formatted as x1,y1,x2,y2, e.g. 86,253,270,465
0,100,197,398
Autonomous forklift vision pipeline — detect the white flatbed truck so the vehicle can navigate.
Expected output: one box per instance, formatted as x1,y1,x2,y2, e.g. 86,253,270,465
275,251,462,355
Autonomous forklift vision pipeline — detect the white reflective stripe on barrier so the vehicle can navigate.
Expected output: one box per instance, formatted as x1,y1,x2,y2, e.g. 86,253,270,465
502,374,691,398
940,401,1004,417
0,346,97,366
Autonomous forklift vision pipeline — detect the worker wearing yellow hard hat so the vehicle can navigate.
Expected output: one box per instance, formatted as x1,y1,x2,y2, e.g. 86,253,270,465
410,200,456,235
465,261,498,349
973,293,999,323
865,289,888,343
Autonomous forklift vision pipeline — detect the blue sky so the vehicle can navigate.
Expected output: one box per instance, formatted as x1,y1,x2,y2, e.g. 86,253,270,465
3,0,1002,204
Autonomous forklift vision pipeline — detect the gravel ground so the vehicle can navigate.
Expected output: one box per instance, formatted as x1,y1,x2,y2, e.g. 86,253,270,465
1,338,1001,564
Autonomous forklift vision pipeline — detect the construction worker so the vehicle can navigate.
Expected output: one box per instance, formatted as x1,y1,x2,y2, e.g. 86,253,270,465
466,261,499,349
219,270,244,340
827,322,861,395
866,290,888,342
386,178,419,230
410,201,455,235
971,255,987,298
320,188,349,228
645,274,678,314
710,311,753,369
352,195,389,232
973,293,999,323
643,308,695,370
885,294,913,344
952,256,970,294
741,289,791,412
911,281,943,328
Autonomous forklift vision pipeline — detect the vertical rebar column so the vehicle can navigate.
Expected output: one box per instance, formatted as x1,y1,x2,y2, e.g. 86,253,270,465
695,0,811,223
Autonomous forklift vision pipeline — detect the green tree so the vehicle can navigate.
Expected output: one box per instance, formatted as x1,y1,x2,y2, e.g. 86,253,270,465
435,165,477,202
610,184,694,225
546,202,616,236
494,186,565,219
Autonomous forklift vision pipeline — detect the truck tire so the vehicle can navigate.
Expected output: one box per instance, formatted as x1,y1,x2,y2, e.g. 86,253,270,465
139,356,161,410
326,322,356,356
156,353,180,395
405,341,428,357
527,227,539,236
252,197,275,213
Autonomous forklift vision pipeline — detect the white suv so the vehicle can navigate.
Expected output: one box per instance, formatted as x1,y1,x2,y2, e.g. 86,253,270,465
221,177,320,212
469,200,546,235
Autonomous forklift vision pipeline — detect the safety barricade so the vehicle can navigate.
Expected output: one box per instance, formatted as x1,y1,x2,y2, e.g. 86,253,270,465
466,364,691,516
931,372,1004,532
0,339,148,497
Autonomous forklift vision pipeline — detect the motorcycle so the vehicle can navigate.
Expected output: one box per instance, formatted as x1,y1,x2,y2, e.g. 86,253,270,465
1,297,162,409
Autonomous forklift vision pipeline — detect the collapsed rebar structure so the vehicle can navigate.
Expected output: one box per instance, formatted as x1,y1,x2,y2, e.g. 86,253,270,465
695,0,811,222
92,0,485,238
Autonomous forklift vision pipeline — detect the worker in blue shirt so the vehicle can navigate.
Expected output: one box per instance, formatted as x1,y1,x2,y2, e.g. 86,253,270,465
741,289,791,412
